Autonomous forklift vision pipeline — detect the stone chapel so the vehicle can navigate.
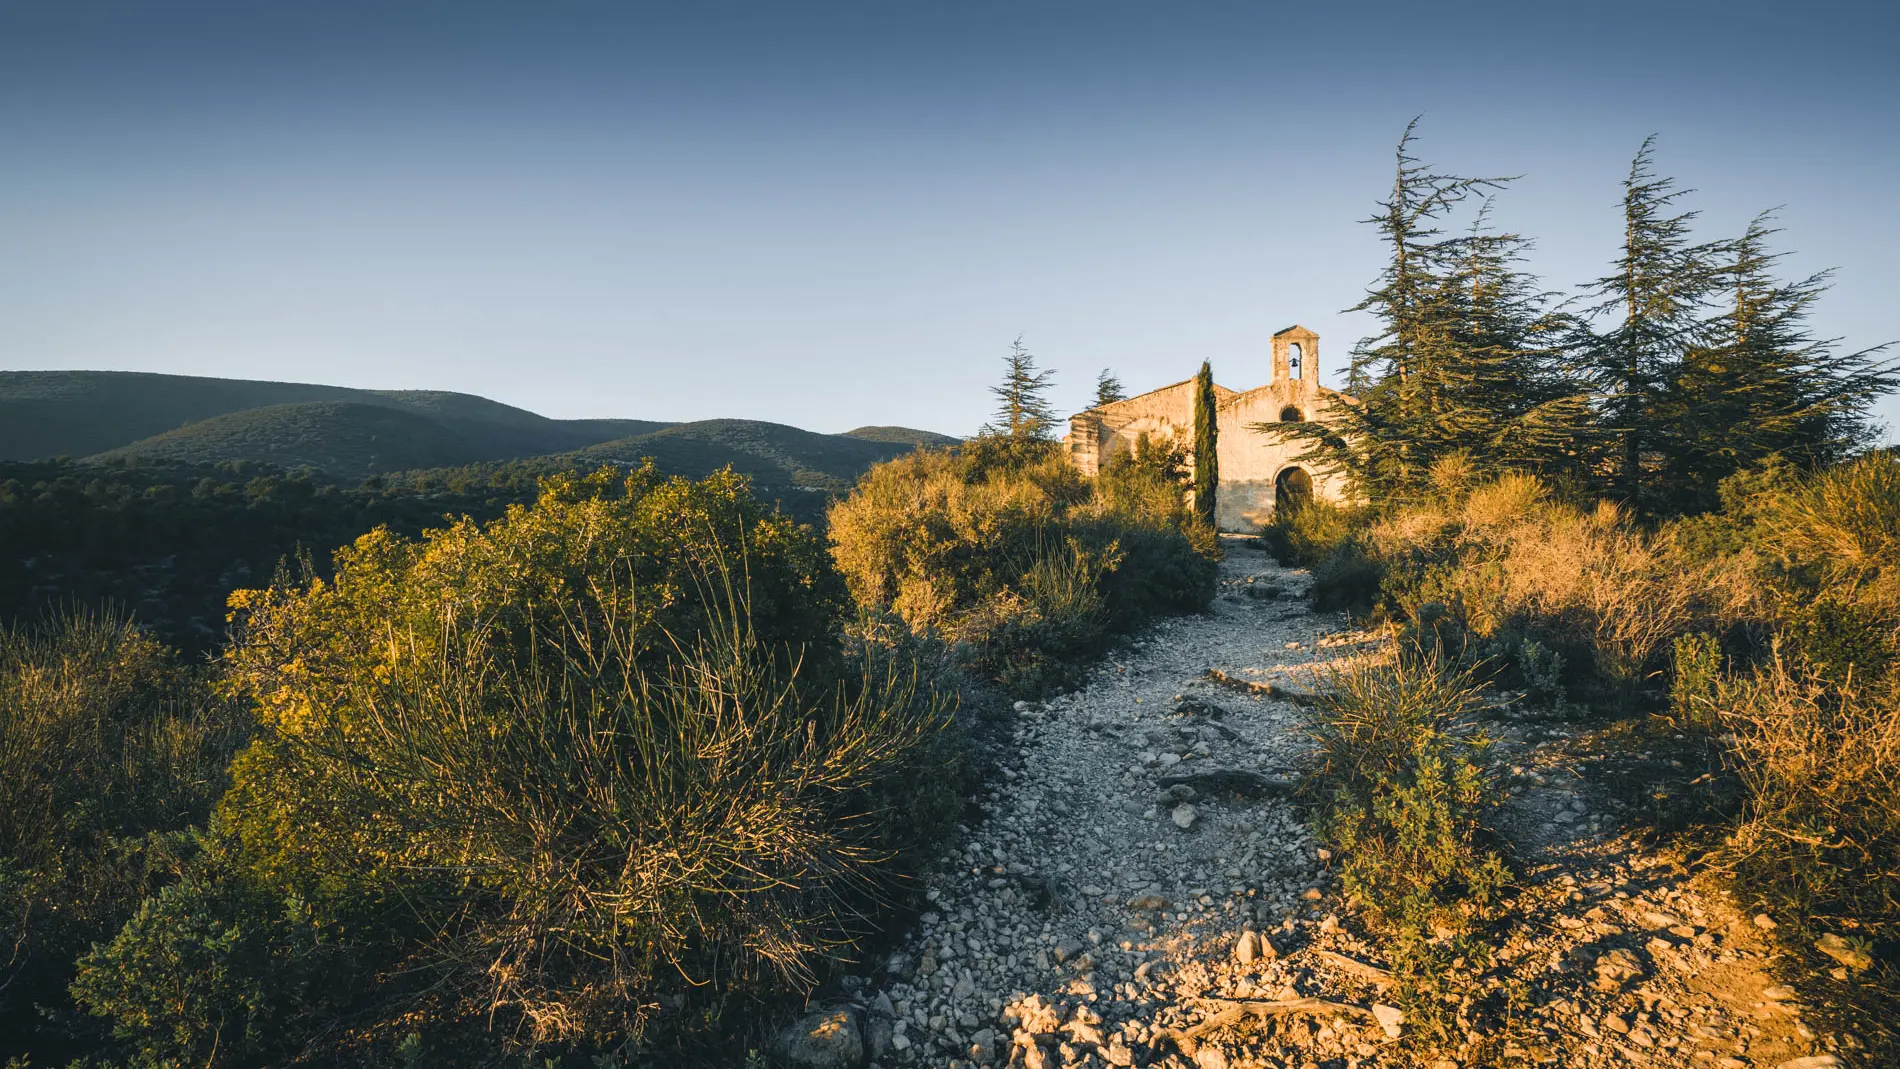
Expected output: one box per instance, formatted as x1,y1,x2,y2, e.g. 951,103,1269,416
1062,325,1353,533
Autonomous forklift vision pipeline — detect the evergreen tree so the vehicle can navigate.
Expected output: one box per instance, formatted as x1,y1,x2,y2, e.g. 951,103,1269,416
1094,369,1127,408
1193,361,1219,527
1263,122,1586,498
984,337,1057,442
1432,205,1595,480
1582,138,1729,510
1657,213,1897,508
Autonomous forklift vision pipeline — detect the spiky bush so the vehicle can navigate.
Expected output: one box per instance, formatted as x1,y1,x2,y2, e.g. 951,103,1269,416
75,466,961,1062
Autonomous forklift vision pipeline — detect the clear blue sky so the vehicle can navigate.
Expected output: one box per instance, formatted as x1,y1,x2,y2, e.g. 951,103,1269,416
2,1,1895,438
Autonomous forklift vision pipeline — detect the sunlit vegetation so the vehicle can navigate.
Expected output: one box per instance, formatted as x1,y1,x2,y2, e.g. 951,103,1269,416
1271,126,1899,1060
830,344,1219,695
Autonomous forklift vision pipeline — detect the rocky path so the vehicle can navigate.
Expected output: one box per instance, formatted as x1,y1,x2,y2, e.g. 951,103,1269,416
783,540,1855,1069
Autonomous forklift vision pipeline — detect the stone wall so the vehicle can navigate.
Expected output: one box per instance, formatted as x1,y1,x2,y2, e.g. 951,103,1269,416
1061,325,1354,533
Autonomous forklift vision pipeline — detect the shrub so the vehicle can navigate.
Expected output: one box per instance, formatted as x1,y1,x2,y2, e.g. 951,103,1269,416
1096,432,1188,524
828,446,1216,694
81,466,959,1060
1353,474,1717,707
1305,645,1508,928
70,866,353,1069
1755,454,1900,685
0,610,245,1057
1717,654,1900,937
1262,497,1361,569
1302,643,1508,1044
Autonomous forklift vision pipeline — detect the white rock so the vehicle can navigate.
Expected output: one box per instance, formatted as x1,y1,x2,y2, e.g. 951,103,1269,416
1172,803,1198,830
1372,1003,1405,1039
1234,929,1261,965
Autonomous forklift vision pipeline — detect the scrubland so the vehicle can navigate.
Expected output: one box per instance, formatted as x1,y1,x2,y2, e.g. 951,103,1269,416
0,440,1218,1068
1268,452,1900,1061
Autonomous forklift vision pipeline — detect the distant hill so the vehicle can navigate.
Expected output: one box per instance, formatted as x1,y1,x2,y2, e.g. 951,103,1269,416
88,402,596,476
2,370,939,499
571,419,924,493
0,370,676,462
843,425,961,447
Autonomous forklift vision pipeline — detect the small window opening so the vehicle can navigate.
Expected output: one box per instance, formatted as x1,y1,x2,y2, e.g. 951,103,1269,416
1288,342,1303,380
1280,406,1303,422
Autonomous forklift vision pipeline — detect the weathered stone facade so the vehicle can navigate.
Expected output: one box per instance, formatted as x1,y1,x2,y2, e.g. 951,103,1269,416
1063,325,1352,532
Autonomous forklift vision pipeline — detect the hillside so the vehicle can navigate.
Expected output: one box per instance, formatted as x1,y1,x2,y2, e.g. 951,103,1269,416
0,370,675,461
572,418,926,492
6,370,954,512
843,425,961,447
86,402,593,476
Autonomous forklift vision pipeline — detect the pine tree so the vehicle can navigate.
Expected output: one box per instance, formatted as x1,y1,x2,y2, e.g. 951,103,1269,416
984,336,1057,442
1262,122,1585,498
1658,213,1897,508
1193,361,1219,527
1582,138,1728,510
1094,369,1126,408
1433,205,1595,480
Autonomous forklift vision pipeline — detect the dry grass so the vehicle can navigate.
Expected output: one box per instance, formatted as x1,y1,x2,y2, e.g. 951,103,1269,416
1715,654,1900,930
1357,471,1722,704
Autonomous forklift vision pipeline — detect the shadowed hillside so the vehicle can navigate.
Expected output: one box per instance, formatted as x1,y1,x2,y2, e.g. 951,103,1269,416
0,370,676,462
85,402,604,476
573,418,930,492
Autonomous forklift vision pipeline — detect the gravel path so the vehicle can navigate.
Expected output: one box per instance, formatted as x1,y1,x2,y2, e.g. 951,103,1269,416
788,540,1854,1069
862,543,1377,1068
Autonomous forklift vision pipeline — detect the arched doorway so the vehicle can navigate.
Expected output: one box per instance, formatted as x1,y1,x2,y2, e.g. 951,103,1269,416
1279,405,1303,422
1275,466,1313,513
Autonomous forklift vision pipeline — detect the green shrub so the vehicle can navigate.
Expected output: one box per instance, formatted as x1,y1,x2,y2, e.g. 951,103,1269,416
70,866,353,1069
1262,498,1361,568
1305,645,1508,927
1669,632,1722,729
1096,431,1188,523
1302,643,1508,1043
0,610,246,1058
1309,538,1385,615
79,466,959,1061
828,446,1216,695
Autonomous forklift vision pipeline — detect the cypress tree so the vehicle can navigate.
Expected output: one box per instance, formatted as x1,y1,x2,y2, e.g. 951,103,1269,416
1094,368,1127,408
1193,361,1219,527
